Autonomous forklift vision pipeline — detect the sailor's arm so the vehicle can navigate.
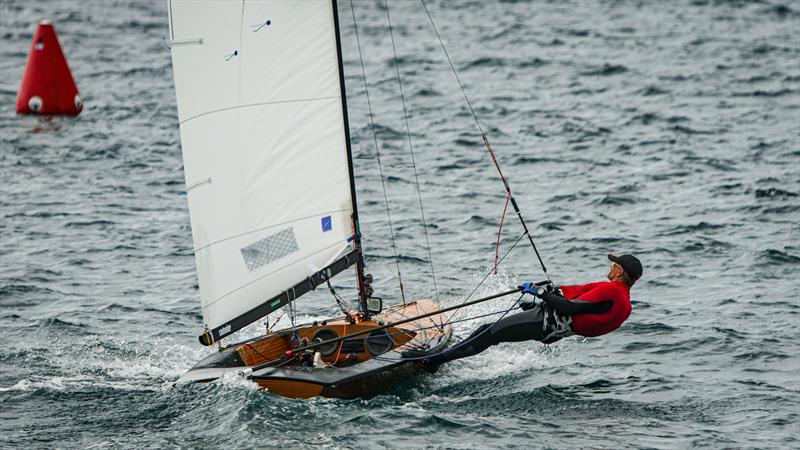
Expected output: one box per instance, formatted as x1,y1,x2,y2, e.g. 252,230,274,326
539,290,612,315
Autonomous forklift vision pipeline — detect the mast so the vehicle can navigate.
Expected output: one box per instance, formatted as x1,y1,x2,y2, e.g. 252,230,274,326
331,0,370,317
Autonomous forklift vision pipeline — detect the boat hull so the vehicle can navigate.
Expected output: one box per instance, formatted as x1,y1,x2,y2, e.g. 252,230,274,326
250,349,428,399
179,299,451,398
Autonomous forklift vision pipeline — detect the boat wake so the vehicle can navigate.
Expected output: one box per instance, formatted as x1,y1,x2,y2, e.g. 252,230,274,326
416,268,576,391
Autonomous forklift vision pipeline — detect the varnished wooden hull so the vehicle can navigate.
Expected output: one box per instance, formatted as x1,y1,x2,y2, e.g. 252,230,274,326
250,350,429,399
179,299,451,399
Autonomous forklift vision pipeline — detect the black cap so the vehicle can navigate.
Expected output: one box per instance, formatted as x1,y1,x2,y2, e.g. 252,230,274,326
608,253,643,281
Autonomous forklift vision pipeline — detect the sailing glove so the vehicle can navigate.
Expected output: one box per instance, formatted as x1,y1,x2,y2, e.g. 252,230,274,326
518,281,544,297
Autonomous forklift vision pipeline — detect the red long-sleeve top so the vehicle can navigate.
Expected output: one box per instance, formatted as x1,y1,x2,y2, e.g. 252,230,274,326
559,281,632,337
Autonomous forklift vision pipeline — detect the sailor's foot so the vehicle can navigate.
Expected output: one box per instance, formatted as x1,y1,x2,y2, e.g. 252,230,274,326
401,349,442,374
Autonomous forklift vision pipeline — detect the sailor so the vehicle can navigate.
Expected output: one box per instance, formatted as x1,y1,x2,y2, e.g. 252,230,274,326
404,253,642,372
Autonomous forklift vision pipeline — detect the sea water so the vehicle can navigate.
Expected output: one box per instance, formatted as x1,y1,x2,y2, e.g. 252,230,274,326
1,0,798,448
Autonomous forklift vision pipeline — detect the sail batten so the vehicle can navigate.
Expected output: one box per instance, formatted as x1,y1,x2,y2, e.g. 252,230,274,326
169,0,357,342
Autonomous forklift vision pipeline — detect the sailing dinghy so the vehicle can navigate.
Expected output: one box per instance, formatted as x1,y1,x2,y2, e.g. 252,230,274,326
167,0,458,398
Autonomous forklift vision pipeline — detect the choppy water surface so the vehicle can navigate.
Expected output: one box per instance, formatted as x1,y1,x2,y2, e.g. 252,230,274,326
1,0,799,448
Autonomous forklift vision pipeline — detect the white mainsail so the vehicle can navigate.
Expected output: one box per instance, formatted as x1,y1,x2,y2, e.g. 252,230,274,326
168,0,355,340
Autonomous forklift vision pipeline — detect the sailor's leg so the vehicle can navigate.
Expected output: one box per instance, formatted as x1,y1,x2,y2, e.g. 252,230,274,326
429,305,546,365
429,323,496,364
486,305,546,343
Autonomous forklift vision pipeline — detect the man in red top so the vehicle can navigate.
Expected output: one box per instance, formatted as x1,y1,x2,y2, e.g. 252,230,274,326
404,253,642,372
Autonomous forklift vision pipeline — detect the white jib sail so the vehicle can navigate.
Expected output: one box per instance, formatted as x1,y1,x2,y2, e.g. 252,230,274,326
168,0,354,334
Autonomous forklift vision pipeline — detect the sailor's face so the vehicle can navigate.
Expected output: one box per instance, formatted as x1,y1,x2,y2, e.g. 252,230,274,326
607,262,621,281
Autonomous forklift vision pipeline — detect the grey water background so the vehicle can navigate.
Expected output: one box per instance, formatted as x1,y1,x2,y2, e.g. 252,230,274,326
1,0,798,447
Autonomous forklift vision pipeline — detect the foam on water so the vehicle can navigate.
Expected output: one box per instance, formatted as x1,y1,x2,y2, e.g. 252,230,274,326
215,371,259,391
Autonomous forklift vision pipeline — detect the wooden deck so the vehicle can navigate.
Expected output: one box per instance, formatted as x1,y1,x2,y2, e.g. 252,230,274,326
227,299,451,398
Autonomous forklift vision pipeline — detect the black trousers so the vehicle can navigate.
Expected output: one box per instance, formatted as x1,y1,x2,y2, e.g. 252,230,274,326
429,304,562,365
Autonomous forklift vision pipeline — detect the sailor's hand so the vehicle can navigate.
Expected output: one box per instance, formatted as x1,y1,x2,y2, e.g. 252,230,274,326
518,281,544,297
519,300,538,311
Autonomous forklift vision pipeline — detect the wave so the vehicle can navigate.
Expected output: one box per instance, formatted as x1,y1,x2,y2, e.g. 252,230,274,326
745,43,795,58
636,85,670,96
99,303,138,313
64,220,117,228
660,222,728,236
755,188,798,199
459,57,508,70
732,88,796,97
0,283,62,298
757,249,800,265
516,57,549,68
554,27,592,37
681,238,734,253
413,88,442,97
592,195,640,206
580,63,628,76
762,205,800,214
625,322,678,334
671,124,715,135
758,3,798,18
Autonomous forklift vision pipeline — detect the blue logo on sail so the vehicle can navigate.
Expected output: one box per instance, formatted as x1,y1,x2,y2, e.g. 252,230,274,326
321,216,332,232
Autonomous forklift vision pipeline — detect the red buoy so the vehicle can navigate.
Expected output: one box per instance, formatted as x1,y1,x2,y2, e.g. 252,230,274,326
16,20,82,116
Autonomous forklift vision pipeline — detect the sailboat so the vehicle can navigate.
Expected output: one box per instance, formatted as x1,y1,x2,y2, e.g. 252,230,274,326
166,0,457,398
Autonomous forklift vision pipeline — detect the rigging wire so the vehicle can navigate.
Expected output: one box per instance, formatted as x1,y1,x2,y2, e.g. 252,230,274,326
494,192,511,274
245,288,521,373
288,296,296,328
483,136,550,280
348,0,407,305
375,293,524,362
420,0,551,281
391,303,523,349
422,230,527,347
246,301,522,370
384,0,439,302
266,311,286,333
324,275,358,322
420,0,484,136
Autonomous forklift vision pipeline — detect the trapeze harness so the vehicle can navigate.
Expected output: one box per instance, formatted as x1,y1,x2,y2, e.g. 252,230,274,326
424,281,632,366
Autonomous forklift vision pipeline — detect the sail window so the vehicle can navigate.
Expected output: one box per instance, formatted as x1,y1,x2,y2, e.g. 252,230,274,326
241,228,299,272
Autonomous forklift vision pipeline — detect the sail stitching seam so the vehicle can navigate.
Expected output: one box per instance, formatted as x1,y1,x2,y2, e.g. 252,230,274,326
179,96,340,125
193,208,349,253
